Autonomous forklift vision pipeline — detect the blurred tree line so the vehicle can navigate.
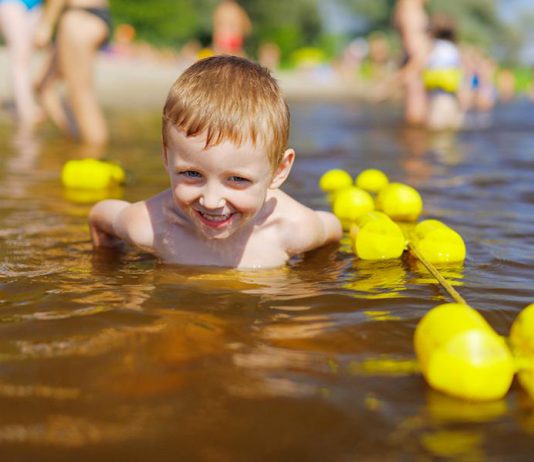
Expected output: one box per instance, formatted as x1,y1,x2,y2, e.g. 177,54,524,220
109,0,523,64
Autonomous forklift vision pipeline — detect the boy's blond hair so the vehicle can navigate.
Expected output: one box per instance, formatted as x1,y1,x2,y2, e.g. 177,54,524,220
163,55,290,169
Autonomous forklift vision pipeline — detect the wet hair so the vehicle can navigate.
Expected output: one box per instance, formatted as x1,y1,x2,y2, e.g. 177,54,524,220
430,13,457,43
162,55,290,170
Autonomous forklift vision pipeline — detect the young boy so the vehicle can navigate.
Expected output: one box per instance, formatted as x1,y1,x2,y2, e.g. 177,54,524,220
89,56,342,268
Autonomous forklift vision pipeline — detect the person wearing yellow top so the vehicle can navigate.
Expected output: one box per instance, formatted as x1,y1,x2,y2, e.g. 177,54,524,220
423,14,465,130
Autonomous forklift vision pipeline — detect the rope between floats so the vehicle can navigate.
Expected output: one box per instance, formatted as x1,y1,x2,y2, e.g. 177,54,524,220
408,242,467,305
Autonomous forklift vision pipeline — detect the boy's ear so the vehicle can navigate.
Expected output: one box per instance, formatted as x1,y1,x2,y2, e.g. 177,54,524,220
269,148,295,189
161,144,169,169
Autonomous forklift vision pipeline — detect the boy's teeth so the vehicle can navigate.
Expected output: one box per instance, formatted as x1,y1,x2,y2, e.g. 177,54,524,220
201,212,230,222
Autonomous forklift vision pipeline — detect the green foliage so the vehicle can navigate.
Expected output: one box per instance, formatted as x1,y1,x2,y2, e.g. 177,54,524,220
110,0,217,47
239,0,322,61
429,0,501,46
108,0,522,65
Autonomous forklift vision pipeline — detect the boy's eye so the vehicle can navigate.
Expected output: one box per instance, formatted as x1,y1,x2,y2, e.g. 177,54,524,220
228,176,250,183
179,170,202,178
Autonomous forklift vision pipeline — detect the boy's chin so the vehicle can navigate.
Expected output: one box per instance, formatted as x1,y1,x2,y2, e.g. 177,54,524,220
196,220,242,240
199,227,234,240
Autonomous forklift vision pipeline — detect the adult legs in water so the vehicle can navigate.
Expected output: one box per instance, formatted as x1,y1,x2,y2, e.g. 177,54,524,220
38,9,108,145
404,74,427,126
36,50,72,134
59,9,108,145
0,2,42,129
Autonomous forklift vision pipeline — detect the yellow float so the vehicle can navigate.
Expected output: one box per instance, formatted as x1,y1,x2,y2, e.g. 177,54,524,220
351,211,406,260
332,186,374,222
355,168,389,194
62,159,126,190
414,303,515,401
318,169,353,193
411,219,466,263
376,182,423,222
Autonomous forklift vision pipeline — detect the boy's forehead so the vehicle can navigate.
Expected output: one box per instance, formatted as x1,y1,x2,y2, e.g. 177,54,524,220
169,124,269,155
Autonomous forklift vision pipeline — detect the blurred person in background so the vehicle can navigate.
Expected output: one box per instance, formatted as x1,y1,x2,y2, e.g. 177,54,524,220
212,0,251,57
393,0,430,126
496,68,516,103
34,0,111,146
110,22,135,57
367,31,394,81
0,0,43,133
461,46,496,115
423,14,464,130
363,32,398,101
258,42,280,71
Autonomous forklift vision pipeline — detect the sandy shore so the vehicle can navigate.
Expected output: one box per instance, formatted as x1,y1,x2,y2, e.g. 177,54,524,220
0,47,364,112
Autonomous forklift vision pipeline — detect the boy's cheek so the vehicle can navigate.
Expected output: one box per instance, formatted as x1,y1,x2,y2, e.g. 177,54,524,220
234,193,267,214
172,186,196,205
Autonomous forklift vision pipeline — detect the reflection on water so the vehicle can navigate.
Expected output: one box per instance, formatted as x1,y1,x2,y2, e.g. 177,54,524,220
1,102,534,460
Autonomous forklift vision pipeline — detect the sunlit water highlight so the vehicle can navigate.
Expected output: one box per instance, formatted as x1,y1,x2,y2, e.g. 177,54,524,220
0,101,533,460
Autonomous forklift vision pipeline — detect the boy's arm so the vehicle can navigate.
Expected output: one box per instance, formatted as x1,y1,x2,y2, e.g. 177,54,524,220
89,199,131,248
316,210,343,246
284,208,342,256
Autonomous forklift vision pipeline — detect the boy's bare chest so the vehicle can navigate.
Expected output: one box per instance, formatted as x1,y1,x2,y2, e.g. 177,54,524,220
153,226,288,268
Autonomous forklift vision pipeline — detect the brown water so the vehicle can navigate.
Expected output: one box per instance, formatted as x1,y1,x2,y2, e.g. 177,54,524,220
1,101,534,461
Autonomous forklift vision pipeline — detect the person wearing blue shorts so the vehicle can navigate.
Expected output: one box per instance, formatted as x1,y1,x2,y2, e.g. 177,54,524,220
0,0,43,131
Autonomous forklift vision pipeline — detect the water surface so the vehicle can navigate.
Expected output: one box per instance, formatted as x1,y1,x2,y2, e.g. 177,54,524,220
1,101,534,461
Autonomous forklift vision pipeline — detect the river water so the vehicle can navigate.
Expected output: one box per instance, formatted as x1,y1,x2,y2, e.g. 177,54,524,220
1,101,533,460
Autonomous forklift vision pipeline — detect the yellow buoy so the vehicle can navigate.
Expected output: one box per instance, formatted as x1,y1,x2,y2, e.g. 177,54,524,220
352,211,406,260
376,182,423,222
196,48,215,60
412,219,466,263
510,303,534,364
332,186,374,222
319,169,353,193
355,169,389,194
414,303,515,401
518,369,534,400
61,159,126,190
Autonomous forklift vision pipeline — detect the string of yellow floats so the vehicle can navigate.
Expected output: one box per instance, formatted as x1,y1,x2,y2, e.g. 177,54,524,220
319,168,533,402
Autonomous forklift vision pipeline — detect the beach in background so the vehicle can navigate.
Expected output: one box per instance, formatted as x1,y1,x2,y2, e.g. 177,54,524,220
0,46,365,115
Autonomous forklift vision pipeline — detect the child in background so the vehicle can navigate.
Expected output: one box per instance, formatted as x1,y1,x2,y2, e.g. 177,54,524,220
89,56,342,268
422,14,464,130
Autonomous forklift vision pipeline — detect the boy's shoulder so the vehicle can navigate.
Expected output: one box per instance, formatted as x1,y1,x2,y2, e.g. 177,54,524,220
269,189,320,223
115,190,172,250
266,189,332,255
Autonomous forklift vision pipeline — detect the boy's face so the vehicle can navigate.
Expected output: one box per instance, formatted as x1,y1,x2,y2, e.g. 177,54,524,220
163,126,294,240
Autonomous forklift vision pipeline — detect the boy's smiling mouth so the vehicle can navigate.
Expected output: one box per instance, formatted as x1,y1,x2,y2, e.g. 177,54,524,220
195,210,236,228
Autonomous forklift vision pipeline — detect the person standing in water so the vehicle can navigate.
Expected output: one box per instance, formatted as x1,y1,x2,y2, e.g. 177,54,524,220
423,14,464,130
212,0,251,57
34,0,111,146
0,0,43,132
393,0,431,126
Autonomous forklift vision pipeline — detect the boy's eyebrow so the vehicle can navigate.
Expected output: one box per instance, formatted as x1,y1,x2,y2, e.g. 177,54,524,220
172,162,198,170
173,164,257,177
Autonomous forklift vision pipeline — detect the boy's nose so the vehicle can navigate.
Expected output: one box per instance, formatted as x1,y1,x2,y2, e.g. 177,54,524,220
199,186,225,209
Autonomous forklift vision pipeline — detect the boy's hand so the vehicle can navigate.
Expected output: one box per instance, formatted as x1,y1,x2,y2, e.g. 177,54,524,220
88,199,131,248
90,223,124,248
